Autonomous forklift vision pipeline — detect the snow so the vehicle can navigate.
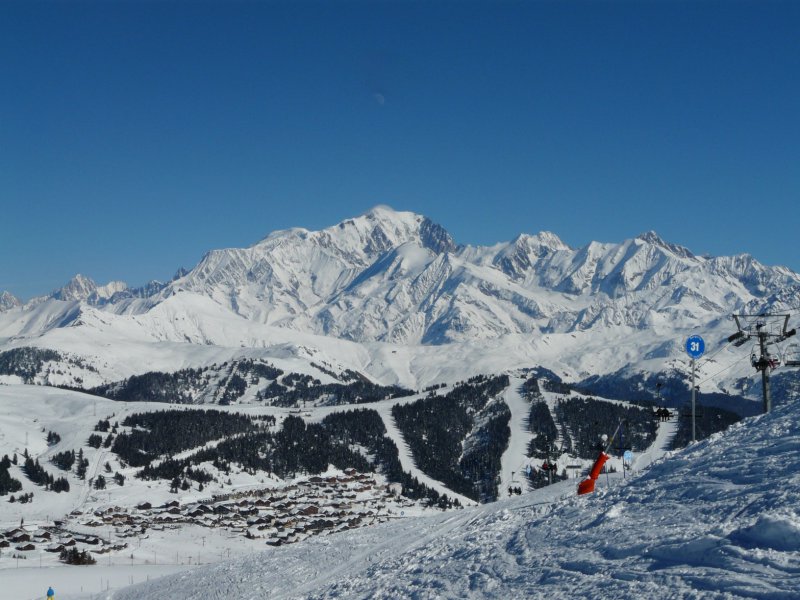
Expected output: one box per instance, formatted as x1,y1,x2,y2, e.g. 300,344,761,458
2,207,797,409
497,377,534,496
3,208,800,598
97,399,800,599
373,400,476,507
1,375,798,598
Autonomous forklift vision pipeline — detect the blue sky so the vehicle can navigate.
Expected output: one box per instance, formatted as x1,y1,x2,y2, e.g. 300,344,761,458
2,1,799,299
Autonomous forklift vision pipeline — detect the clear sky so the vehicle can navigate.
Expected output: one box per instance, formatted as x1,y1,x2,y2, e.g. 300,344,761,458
2,0,799,300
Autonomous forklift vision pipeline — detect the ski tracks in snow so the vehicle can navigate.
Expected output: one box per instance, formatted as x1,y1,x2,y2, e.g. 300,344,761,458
497,377,534,498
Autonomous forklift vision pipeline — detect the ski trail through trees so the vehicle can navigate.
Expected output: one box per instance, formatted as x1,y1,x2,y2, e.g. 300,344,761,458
374,404,476,506
498,376,534,497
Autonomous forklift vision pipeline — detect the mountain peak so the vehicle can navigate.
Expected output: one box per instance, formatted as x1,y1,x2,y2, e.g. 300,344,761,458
0,290,21,311
636,230,664,245
51,274,128,304
636,230,695,259
530,231,569,251
361,204,401,218
52,274,98,301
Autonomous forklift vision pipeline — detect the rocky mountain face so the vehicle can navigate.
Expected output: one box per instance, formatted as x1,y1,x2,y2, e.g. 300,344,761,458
0,291,21,311
5,206,800,347
136,206,800,345
2,205,799,402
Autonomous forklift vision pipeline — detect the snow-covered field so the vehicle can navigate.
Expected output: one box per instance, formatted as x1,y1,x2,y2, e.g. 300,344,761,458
92,397,800,600
3,381,795,598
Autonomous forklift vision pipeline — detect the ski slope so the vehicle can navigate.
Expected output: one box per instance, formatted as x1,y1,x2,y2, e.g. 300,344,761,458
97,399,800,599
498,377,535,495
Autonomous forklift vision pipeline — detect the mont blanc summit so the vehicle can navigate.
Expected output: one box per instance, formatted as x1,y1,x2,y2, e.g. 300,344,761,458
1,205,799,394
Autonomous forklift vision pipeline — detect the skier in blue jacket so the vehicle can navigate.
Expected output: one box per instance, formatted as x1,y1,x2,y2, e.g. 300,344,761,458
46,587,55,599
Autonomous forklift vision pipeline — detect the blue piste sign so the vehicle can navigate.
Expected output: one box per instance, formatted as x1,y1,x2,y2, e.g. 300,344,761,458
685,335,705,359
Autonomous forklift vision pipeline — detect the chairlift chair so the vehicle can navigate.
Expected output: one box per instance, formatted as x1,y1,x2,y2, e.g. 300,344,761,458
680,404,705,419
783,343,800,367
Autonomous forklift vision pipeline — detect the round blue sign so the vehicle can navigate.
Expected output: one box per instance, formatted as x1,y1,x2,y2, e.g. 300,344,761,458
623,450,633,462
686,335,705,359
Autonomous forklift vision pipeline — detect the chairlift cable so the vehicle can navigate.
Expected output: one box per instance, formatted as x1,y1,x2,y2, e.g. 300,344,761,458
696,353,751,386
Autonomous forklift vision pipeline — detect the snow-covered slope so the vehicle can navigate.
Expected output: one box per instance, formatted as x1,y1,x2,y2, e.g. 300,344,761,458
104,397,800,600
2,205,799,400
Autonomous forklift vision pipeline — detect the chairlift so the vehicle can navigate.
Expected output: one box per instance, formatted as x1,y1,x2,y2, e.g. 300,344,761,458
750,342,781,371
783,343,800,367
680,405,705,419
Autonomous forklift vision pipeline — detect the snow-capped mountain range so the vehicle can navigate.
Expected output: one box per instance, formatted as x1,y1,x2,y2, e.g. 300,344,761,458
2,205,799,399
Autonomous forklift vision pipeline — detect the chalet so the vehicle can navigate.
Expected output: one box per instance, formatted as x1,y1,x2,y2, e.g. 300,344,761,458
295,504,319,516
0,540,9,548
45,543,66,553
5,528,26,538
16,543,36,551
9,532,31,543
136,502,152,510
75,535,100,545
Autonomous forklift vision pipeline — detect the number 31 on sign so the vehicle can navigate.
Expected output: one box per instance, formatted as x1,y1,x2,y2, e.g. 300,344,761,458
685,335,705,359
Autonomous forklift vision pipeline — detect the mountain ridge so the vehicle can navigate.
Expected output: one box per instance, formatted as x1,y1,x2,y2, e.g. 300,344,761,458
2,205,799,402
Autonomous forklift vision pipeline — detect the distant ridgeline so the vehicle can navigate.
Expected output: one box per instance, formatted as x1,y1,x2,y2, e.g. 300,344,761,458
108,408,460,508
87,359,414,406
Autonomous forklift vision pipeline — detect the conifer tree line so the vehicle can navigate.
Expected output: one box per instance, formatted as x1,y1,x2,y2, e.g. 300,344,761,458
21,455,69,492
393,374,511,502
51,449,76,471
112,410,263,467
671,406,741,449
107,406,454,506
0,347,63,383
0,454,23,495
523,372,657,460
553,396,657,458
0,347,97,383
85,358,413,407
60,547,95,565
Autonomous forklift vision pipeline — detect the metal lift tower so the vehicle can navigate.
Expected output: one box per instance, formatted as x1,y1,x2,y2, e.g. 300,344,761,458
728,314,797,413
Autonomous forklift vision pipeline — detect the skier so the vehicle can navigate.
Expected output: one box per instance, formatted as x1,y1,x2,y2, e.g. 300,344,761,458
46,587,55,599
